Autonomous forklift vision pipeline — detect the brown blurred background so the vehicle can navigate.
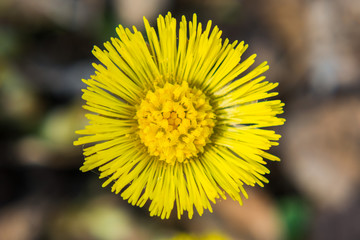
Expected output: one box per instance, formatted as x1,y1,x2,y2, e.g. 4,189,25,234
1,0,360,239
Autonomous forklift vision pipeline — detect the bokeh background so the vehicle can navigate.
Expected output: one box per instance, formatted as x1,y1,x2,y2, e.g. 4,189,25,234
1,0,360,239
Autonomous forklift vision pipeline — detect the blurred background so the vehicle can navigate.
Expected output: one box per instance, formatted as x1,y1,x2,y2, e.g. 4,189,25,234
1,0,360,239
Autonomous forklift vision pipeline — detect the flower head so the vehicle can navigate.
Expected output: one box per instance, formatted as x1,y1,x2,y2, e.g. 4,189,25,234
171,232,230,240
74,12,285,219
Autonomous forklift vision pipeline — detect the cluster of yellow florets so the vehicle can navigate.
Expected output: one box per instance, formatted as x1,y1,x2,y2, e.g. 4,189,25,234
136,81,215,164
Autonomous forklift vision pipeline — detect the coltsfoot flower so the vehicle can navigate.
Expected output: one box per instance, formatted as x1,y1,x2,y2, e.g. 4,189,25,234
74,12,285,219
172,232,229,240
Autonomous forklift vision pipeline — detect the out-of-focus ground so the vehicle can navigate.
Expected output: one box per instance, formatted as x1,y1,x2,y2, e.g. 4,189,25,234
1,0,360,239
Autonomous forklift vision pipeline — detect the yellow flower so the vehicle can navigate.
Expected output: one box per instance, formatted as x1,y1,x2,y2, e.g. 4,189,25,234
172,232,230,240
74,12,285,219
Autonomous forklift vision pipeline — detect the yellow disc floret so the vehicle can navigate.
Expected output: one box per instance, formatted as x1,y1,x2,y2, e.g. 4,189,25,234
136,81,215,164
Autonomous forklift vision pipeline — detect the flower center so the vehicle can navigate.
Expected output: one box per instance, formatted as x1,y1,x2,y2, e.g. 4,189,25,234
136,82,215,164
